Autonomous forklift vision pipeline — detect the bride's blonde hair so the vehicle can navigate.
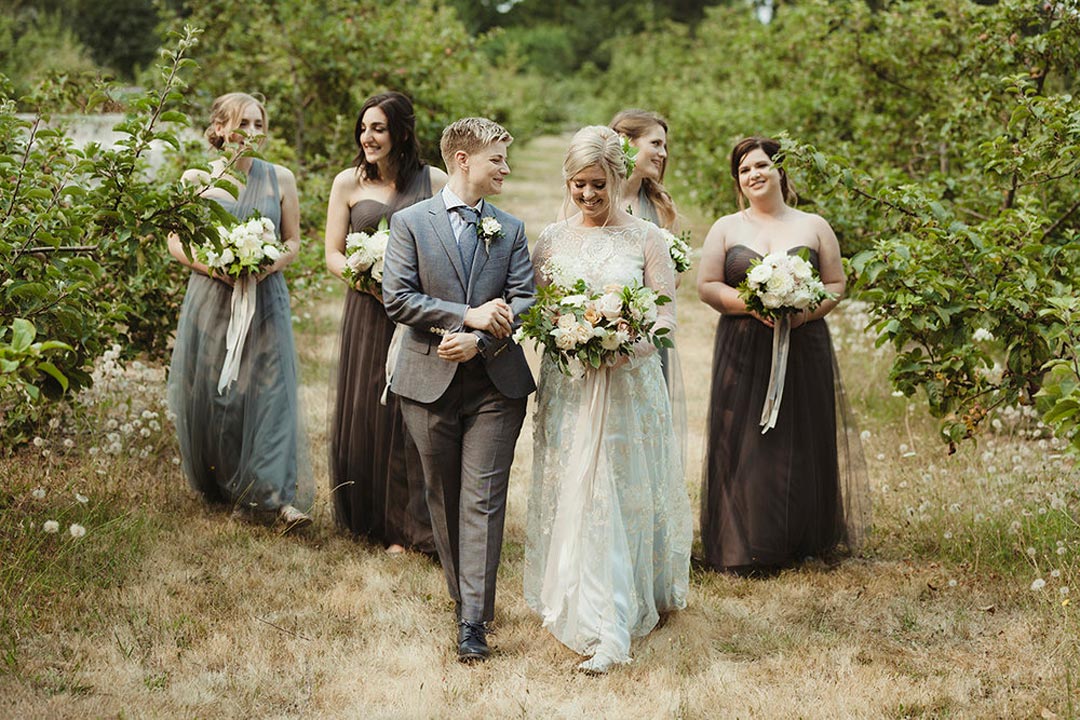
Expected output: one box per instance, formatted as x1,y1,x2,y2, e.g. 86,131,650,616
562,125,626,214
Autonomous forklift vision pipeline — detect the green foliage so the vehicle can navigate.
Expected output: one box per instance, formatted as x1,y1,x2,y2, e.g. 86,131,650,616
163,0,552,171
0,9,98,99
601,0,1080,450
0,27,232,445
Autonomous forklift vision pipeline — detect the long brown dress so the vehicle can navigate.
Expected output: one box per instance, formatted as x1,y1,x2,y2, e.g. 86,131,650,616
330,167,434,551
700,245,869,571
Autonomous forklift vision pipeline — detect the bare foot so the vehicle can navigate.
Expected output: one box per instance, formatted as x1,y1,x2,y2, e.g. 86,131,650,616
386,544,406,555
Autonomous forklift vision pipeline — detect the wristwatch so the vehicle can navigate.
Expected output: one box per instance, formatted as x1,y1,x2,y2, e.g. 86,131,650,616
474,334,487,354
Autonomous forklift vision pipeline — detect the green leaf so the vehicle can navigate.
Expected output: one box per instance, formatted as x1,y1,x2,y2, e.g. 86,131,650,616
10,319,35,354
35,361,69,392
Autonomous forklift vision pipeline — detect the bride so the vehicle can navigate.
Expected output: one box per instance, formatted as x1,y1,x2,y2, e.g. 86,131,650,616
524,126,692,674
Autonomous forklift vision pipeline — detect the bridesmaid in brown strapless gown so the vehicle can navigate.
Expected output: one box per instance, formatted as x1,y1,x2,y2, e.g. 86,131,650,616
697,136,869,573
700,246,868,570
324,92,447,552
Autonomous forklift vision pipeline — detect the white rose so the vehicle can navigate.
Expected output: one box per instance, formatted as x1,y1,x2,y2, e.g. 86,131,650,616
761,292,785,309
370,258,385,282
561,294,588,308
263,244,282,261
556,313,579,331
790,256,814,281
596,292,623,320
572,321,594,344
746,262,773,286
790,287,814,310
553,329,577,350
765,271,795,299
600,330,622,351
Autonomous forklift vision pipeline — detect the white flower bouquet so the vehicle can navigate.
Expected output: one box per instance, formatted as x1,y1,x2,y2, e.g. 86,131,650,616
190,214,287,394
342,218,390,292
736,250,835,432
515,273,673,378
660,228,693,273
737,251,832,320
194,215,285,278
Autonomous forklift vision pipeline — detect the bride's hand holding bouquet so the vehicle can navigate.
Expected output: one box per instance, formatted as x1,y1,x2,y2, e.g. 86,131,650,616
515,273,673,378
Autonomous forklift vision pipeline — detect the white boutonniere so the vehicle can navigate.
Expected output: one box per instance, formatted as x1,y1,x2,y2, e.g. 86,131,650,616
478,216,504,252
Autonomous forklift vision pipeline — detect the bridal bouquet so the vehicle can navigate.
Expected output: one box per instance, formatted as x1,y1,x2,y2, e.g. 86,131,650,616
191,214,286,394
660,228,692,273
736,250,835,432
342,218,390,292
515,276,672,378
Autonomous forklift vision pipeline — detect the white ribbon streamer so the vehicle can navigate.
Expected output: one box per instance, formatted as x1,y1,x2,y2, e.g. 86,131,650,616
381,322,405,406
759,313,792,433
217,274,257,395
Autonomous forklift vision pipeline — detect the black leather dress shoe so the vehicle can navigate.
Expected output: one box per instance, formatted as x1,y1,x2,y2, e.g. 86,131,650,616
457,620,490,663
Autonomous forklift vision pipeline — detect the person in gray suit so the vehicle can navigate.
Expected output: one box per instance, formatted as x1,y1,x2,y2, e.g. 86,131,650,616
382,117,535,663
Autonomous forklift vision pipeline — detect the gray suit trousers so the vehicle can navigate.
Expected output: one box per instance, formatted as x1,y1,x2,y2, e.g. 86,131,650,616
399,361,527,624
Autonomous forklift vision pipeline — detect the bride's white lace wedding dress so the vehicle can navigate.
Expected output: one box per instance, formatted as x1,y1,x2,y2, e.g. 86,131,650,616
524,218,692,671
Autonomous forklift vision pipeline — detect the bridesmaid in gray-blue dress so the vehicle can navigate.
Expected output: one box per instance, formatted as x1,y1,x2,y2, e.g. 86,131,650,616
167,92,312,526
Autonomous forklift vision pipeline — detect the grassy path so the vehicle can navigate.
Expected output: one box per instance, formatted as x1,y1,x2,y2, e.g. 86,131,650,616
2,135,1077,719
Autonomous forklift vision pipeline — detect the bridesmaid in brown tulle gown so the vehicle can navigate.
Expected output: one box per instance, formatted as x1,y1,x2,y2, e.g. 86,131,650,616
696,136,869,573
324,92,447,553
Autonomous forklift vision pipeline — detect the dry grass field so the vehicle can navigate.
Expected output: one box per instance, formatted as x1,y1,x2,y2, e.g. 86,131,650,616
2,135,1078,719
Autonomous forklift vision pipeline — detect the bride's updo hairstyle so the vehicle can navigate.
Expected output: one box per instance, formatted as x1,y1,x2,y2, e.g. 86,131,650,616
205,92,268,150
730,136,797,209
563,125,627,213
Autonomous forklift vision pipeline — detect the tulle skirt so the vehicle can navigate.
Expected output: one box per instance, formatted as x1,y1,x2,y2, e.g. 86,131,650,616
329,289,433,550
168,272,312,512
525,353,692,662
700,315,869,570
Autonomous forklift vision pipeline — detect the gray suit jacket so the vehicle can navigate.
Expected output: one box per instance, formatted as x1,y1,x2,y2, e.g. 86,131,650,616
383,193,536,403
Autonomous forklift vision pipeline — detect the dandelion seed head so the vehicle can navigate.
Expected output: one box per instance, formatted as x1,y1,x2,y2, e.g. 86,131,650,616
948,579,957,587
69,523,86,539
43,520,59,533
860,430,871,441
1061,587,1070,596
1027,547,1037,557
876,453,886,461
74,493,88,504
899,443,909,453
1031,578,1046,591
32,437,44,447
944,532,953,540
1051,569,1061,578
31,487,46,500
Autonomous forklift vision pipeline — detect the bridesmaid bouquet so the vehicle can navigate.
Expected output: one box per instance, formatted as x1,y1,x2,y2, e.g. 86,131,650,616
191,214,286,394
194,214,285,277
736,250,834,432
660,228,693,273
515,276,673,378
342,218,390,293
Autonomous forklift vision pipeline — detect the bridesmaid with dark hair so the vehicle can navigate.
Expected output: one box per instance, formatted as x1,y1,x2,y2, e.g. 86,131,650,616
325,91,446,553
696,136,869,573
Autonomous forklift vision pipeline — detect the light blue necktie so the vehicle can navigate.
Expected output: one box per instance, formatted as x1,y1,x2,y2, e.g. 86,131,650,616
455,206,480,280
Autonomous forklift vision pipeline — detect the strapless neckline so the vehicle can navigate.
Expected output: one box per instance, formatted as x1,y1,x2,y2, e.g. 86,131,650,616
730,243,816,258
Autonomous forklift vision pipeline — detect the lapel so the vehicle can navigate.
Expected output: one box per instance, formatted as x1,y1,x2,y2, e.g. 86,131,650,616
469,204,494,283
426,194,468,290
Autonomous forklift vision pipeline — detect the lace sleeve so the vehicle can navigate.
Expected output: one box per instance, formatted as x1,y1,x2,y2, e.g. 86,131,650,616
530,223,557,289
625,223,677,367
642,223,677,335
